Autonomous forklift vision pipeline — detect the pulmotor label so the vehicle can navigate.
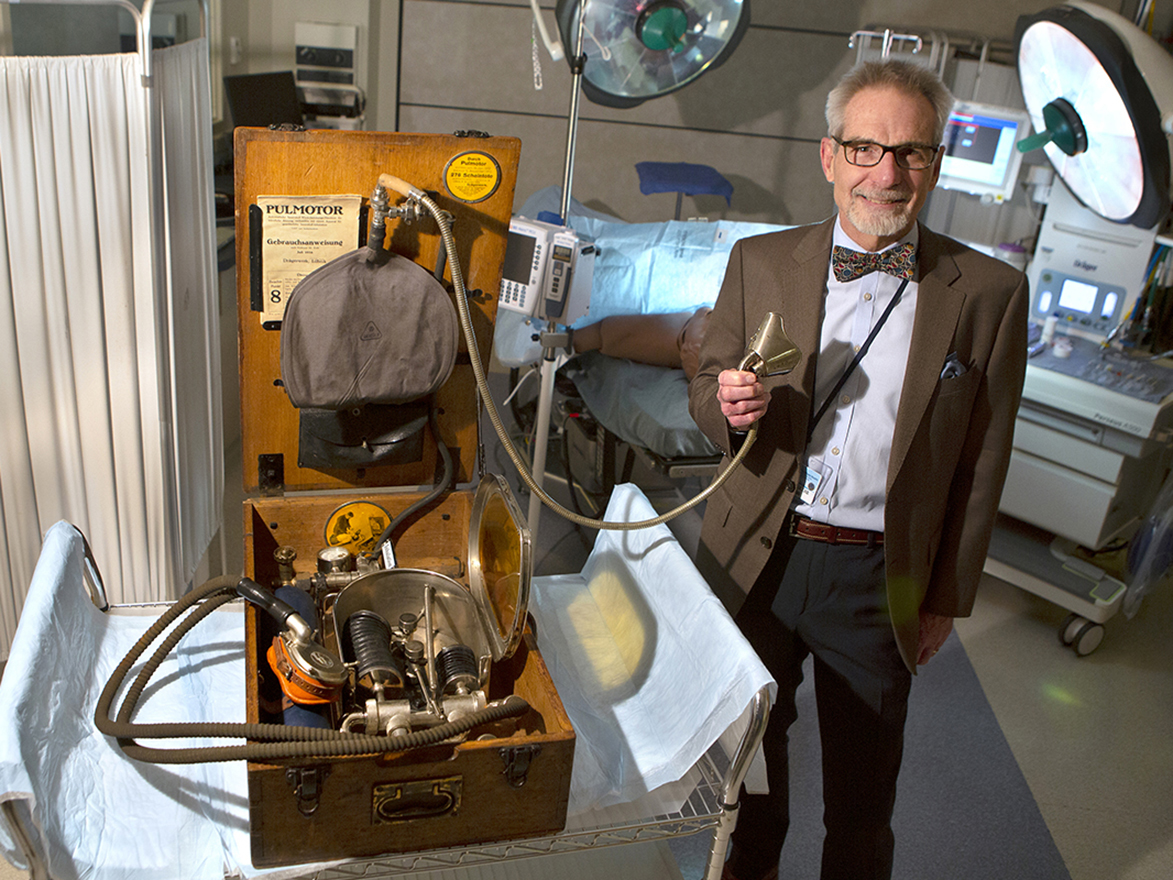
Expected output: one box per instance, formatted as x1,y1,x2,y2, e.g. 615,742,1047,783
444,151,501,203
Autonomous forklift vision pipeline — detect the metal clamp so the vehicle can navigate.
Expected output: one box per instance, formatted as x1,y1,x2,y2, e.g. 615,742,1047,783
286,765,331,817
499,744,542,789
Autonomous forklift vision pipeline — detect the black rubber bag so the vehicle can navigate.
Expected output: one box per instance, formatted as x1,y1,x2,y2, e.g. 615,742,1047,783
280,249,459,409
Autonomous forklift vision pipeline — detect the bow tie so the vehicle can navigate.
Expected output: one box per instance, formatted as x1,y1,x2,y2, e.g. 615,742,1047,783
832,242,916,282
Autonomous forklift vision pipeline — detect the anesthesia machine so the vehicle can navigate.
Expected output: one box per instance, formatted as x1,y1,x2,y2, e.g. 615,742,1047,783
984,1,1173,654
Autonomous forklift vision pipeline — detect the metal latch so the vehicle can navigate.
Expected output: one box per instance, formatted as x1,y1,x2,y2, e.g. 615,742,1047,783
499,744,542,789
286,765,331,817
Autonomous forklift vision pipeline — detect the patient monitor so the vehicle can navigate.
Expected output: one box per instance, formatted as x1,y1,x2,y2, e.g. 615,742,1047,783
937,101,1032,204
499,216,595,325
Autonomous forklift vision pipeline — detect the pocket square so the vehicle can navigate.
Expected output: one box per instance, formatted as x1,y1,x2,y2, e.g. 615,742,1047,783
940,352,966,380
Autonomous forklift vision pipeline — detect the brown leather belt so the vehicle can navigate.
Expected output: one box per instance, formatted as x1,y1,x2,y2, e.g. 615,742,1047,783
790,514,883,547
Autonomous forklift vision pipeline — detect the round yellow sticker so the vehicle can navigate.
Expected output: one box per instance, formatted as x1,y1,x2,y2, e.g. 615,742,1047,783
444,151,502,203
323,501,392,555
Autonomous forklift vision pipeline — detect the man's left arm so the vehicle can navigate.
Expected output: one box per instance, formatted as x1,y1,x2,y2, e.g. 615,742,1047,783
919,272,1030,661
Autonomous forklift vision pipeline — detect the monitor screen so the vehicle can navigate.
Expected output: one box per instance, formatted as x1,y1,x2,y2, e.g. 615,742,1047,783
937,101,1032,203
224,71,304,129
1057,277,1098,314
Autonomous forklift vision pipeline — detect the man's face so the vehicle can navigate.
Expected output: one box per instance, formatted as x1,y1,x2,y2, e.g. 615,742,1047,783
820,85,942,251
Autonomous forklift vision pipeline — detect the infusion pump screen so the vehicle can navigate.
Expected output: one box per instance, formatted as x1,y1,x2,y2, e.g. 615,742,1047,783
503,231,537,284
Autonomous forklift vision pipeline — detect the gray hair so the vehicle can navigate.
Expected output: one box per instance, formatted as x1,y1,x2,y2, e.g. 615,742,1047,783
825,60,954,145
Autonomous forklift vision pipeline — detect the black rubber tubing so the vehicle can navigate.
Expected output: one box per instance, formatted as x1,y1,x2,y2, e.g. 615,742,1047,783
94,575,529,764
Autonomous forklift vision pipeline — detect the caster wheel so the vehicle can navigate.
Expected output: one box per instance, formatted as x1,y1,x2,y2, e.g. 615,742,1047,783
1072,621,1105,656
1059,613,1083,646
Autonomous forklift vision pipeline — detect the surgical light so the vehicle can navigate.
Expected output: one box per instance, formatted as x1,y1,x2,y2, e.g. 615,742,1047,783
1015,1,1173,228
553,0,751,108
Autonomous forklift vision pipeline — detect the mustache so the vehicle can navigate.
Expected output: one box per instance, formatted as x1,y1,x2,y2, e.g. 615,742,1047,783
852,186,911,204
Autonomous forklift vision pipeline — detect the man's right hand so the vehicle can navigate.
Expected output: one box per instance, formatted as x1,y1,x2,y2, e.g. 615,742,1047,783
717,369,768,430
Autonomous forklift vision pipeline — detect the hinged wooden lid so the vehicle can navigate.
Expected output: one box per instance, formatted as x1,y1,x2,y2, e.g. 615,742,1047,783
233,129,520,496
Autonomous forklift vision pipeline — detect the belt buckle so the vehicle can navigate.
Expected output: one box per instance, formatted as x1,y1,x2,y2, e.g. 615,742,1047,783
787,511,801,539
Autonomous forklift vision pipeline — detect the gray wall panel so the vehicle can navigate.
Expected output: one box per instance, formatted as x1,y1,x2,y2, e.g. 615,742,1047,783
752,0,1082,39
400,104,835,224
396,0,1101,238
400,3,570,116
401,3,850,139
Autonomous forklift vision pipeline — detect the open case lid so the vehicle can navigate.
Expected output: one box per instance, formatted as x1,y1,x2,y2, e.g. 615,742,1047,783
233,129,521,496
468,474,532,661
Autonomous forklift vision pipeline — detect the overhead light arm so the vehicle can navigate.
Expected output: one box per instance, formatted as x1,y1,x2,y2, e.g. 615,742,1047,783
528,0,565,61
558,1,589,222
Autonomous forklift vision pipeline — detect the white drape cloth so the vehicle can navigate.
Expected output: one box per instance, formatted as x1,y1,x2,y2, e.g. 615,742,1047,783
0,39,222,656
530,484,775,815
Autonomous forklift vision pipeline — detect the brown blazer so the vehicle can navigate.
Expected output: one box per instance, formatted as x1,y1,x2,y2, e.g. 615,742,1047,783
688,218,1029,672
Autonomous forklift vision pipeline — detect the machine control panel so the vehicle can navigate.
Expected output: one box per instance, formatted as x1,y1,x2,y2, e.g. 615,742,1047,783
1023,333,1173,445
1033,269,1126,335
1030,335,1173,404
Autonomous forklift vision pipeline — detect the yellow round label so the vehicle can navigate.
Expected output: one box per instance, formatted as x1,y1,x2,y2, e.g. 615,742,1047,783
324,501,392,554
444,151,502,203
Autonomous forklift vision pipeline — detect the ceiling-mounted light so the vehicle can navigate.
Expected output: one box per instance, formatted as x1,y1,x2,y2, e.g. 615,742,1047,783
1015,1,1173,228
554,0,751,109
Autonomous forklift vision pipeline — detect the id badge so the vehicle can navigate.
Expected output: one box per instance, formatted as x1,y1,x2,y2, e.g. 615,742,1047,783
799,459,832,506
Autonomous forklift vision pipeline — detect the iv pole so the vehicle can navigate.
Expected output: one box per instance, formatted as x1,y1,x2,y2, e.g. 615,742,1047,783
526,1,589,540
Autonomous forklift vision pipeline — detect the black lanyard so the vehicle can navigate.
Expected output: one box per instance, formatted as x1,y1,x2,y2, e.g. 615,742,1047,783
806,275,911,445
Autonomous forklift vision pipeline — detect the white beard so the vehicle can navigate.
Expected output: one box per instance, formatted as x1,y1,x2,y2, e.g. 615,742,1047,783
845,188,914,240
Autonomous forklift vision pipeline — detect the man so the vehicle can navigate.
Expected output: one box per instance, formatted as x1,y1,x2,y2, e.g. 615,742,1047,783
688,60,1028,880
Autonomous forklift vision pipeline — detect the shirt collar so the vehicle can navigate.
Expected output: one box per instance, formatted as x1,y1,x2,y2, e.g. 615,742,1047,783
832,216,919,255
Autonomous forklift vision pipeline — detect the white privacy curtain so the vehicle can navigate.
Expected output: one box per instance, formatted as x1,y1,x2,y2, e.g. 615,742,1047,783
0,38,222,656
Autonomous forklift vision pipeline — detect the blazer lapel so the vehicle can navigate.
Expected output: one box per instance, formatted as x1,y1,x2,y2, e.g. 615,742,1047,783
785,220,835,452
887,225,964,489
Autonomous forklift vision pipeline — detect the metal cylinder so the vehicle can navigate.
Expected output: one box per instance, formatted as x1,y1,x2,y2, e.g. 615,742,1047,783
436,644,479,694
274,545,297,588
343,610,403,689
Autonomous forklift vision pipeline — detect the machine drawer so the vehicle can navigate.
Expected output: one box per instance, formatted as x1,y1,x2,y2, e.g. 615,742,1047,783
1000,448,1128,548
1012,417,1126,483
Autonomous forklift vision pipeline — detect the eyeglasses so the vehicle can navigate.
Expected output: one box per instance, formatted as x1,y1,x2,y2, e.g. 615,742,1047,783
832,137,941,170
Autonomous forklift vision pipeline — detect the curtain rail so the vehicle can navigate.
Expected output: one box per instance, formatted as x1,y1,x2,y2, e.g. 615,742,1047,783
0,0,209,82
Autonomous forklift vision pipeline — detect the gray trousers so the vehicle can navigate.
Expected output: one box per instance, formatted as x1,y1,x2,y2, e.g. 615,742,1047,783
727,531,913,880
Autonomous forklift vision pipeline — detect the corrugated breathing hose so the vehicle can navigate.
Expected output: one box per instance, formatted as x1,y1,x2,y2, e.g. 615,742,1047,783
94,576,529,764
374,173,759,532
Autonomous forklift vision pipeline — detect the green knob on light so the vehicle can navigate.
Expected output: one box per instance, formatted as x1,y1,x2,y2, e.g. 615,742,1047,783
1016,130,1055,153
1017,98,1088,156
639,3,689,53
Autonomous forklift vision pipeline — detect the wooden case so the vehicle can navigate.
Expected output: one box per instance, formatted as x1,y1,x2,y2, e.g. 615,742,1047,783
234,129,574,868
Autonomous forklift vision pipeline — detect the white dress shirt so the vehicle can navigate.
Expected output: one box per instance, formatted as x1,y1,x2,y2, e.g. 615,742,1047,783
792,218,919,532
